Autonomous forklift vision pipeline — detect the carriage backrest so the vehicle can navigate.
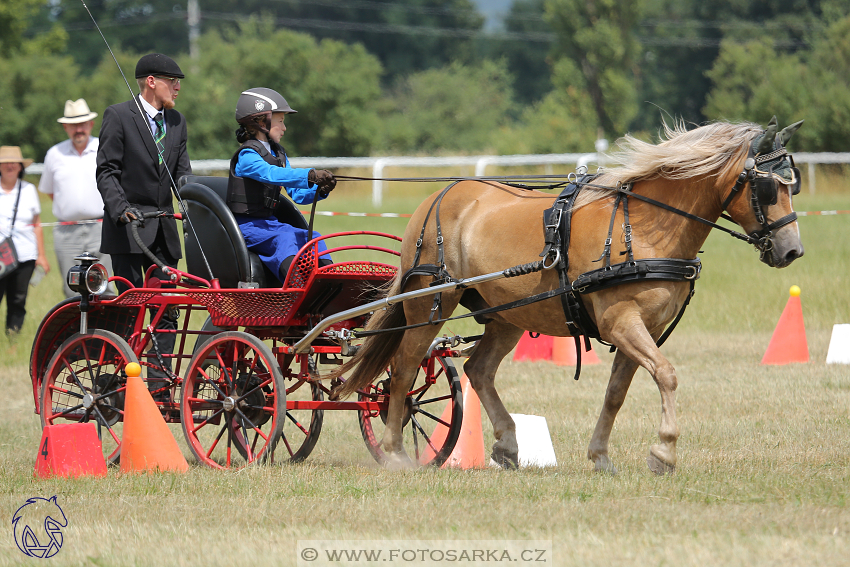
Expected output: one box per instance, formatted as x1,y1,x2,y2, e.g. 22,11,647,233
178,175,274,288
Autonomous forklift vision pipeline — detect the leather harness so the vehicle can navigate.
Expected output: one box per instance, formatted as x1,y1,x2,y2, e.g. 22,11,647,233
391,176,702,380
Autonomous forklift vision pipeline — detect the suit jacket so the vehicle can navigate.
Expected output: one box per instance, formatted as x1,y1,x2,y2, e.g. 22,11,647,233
96,96,191,257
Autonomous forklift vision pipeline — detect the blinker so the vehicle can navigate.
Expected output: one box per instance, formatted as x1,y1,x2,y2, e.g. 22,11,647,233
753,176,778,206
790,166,801,196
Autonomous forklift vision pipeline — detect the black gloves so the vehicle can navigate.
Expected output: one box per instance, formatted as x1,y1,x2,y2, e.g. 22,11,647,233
309,169,337,197
119,206,145,227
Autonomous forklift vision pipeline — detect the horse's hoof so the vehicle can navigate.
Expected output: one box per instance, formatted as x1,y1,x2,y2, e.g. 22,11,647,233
593,456,618,475
490,447,519,470
383,453,417,471
646,451,675,475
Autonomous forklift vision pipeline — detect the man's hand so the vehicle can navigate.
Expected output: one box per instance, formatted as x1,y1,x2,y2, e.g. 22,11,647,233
309,169,337,197
119,206,145,227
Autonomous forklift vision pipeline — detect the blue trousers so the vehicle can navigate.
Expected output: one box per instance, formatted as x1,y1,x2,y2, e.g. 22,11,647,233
235,215,330,279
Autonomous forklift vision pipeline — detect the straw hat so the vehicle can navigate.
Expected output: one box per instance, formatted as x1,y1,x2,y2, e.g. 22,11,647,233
57,98,98,124
0,146,33,168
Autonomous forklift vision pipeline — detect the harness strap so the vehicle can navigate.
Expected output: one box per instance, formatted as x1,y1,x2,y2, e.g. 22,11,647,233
611,185,758,245
594,192,621,266
572,258,701,294
355,284,572,338
622,193,634,263
655,278,696,348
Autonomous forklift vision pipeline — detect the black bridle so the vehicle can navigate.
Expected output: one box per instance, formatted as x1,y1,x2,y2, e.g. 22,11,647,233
576,136,800,266
718,144,801,265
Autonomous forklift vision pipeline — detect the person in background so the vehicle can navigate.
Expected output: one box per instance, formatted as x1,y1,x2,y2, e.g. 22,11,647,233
0,146,50,335
39,98,113,297
227,87,336,284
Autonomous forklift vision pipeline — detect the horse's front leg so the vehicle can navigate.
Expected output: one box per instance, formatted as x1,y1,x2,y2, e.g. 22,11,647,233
587,350,640,474
607,314,679,475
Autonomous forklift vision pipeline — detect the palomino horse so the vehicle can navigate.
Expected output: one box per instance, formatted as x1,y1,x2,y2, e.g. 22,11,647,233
335,118,804,474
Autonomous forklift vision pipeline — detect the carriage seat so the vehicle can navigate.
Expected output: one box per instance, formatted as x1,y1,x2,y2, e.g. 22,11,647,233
177,175,309,288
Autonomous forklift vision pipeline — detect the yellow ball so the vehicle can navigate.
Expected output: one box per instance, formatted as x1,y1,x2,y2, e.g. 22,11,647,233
789,285,801,297
125,362,142,377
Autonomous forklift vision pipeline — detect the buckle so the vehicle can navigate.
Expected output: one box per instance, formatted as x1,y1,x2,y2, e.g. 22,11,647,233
545,207,563,229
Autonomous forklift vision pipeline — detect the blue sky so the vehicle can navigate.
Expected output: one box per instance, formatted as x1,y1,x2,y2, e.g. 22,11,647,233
470,0,514,30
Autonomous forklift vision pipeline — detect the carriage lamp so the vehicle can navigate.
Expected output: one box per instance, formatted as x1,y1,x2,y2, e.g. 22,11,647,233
67,252,109,296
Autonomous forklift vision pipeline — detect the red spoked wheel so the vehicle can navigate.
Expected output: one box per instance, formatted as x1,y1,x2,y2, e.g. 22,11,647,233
280,355,324,463
358,355,462,467
39,330,138,464
181,331,285,469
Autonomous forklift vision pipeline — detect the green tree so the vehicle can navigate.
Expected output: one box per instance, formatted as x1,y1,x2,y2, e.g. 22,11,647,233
0,53,84,160
702,11,850,151
495,58,598,154
544,0,644,138
26,0,484,83
178,21,384,158
380,60,514,153
0,0,44,55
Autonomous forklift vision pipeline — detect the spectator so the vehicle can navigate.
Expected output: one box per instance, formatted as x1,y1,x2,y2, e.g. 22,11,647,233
0,146,50,335
39,98,113,297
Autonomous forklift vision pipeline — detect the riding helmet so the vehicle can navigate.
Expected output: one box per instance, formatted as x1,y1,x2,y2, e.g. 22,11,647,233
235,88,297,123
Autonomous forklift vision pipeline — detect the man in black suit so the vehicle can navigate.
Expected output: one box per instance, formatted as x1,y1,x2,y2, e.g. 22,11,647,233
97,52,190,286
96,53,191,394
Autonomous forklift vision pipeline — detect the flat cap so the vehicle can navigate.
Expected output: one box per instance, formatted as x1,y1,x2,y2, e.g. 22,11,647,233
135,53,184,79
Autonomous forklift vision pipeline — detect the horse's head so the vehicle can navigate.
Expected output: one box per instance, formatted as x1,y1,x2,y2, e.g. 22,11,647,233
723,116,805,267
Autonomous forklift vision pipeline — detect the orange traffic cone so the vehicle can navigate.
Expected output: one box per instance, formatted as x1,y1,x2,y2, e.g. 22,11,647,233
552,336,600,366
513,333,553,362
120,363,189,473
761,285,809,365
441,374,486,469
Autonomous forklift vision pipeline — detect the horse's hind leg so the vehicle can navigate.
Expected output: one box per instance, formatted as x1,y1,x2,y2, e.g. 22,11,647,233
463,319,525,468
605,314,679,475
381,295,463,469
587,350,640,475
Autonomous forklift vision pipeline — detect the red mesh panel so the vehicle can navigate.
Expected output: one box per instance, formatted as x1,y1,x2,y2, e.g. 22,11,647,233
288,248,316,289
113,291,158,306
184,290,301,327
319,262,397,277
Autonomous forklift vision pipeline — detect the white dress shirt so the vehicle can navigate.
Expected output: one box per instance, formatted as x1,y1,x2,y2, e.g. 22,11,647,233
39,137,104,221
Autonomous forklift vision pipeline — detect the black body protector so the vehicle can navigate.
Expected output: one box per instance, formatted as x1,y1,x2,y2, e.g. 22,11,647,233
226,140,287,217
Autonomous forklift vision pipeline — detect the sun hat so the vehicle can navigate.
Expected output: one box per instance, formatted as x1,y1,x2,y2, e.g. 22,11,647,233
57,98,98,124
0,146,33,168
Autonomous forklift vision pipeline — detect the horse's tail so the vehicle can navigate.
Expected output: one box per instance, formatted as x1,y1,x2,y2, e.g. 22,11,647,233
331,277,406,399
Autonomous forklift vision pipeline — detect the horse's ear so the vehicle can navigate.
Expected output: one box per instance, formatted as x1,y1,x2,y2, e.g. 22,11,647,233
778,120,804,146
757,118,778,154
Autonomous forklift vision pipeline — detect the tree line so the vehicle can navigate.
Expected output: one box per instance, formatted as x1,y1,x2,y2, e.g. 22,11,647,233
2,0,849,162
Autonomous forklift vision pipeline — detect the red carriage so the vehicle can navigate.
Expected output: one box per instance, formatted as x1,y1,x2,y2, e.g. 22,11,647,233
30,175,465,469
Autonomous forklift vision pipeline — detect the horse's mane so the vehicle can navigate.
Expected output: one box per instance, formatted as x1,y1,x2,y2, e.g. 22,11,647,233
575,119,763,210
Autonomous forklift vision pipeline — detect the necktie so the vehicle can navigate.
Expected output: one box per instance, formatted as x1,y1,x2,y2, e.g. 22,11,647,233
154,112,165,165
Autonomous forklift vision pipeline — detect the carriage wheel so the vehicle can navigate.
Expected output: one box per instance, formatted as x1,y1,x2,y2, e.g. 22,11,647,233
279,355,324,463
39,330,137,465
358,355,462,467
181,331,285,469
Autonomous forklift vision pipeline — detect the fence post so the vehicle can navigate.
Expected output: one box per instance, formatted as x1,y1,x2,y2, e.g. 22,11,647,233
808,162,816,194
372,158,388,208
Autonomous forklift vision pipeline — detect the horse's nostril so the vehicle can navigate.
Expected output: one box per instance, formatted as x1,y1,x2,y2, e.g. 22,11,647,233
785,248,803,263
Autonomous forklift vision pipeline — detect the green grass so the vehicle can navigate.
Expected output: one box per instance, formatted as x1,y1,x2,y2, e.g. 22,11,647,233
1,167,848,565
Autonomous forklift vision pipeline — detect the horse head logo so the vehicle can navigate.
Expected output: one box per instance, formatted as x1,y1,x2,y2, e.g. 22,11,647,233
12,496,68,558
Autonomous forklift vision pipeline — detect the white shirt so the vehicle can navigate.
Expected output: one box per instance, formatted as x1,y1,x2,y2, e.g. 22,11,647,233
39,136,104,221
138,95,165,136
0,180,41,262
